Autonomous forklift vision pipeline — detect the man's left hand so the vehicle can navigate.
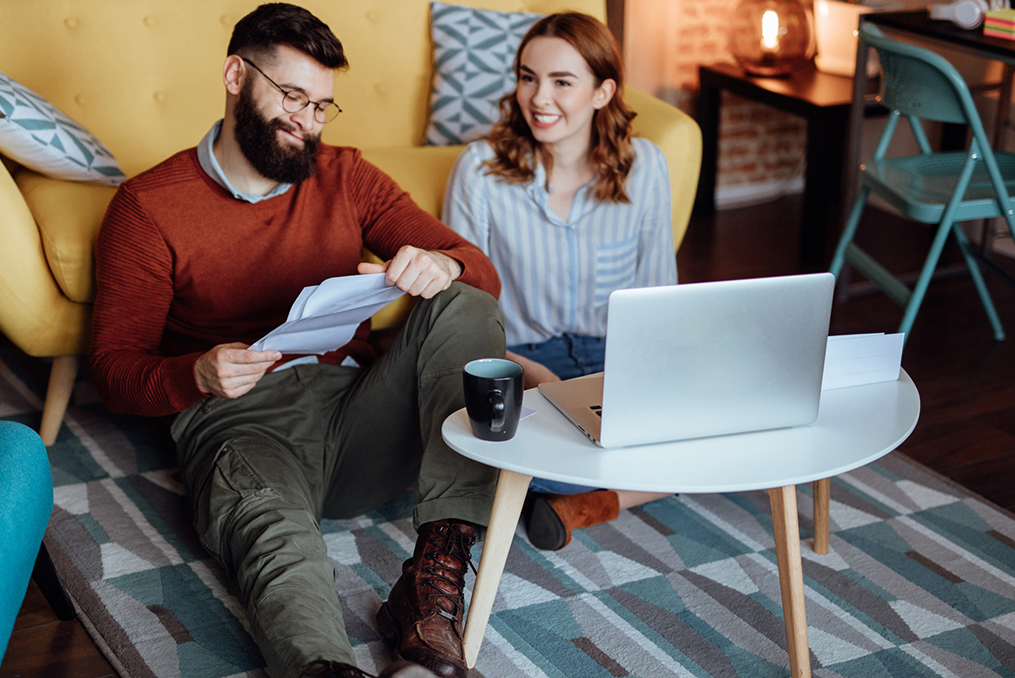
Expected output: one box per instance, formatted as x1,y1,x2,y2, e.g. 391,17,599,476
357,246,461,298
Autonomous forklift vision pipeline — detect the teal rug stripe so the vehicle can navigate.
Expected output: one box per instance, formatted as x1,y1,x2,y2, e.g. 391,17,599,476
3,340,1015,677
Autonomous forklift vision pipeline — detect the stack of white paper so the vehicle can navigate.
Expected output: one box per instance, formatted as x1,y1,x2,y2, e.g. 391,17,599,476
249,273,405,355
821,332,904,390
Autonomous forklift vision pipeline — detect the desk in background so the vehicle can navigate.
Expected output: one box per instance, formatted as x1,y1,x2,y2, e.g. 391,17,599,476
696,62,882,268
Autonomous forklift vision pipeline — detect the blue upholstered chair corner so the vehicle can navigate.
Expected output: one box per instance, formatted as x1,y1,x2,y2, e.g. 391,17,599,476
0,421,54,661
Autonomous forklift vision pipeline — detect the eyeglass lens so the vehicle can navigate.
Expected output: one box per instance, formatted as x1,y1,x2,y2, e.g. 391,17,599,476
280,91,340,124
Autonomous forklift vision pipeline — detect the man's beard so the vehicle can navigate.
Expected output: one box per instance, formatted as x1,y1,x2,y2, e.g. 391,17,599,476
233,80,321,185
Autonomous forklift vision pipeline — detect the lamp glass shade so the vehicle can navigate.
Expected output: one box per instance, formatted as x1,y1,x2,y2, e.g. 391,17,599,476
729,0,812,77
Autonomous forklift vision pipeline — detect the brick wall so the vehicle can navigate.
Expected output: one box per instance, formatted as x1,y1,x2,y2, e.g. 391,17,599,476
624,0,809,207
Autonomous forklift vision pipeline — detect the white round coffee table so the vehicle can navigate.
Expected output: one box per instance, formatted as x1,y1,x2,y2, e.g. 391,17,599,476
443,370,920,678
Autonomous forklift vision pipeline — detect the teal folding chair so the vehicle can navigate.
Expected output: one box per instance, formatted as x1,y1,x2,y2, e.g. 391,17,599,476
830,23,1015,343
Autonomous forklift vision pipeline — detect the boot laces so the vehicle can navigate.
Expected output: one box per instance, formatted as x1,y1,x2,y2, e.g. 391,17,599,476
423,523,476,627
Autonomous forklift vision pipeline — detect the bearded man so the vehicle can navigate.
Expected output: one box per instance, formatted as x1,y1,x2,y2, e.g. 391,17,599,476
89,4,505,678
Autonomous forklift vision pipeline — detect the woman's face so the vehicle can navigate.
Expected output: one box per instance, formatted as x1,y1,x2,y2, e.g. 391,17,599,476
515,36,615,155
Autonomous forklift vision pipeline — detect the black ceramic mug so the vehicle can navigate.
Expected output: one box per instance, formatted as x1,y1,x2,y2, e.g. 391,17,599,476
462,358,524,441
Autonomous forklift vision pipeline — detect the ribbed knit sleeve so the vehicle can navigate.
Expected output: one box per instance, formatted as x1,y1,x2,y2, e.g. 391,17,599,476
348,151,500,299
90,184,206,416
89,146,500,418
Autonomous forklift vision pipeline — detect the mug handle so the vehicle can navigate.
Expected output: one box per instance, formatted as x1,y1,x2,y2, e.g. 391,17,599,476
489,389,505,432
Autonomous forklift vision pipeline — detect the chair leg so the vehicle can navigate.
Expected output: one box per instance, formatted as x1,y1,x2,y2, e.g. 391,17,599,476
898,217,959,340
812,479,830,555
32,542,76,621
829,186,870,279
768,486,811,678
39,355,78,446
953,223,1005,341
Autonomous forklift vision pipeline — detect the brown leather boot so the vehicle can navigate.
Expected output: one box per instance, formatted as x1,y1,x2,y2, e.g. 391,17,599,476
376,520,476,678
301,659,439,678
525,490,621,551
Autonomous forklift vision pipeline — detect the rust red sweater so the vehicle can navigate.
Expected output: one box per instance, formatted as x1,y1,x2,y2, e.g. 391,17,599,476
90,145,500,417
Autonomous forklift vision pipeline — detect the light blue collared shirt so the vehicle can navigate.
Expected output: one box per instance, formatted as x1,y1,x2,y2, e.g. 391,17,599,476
196,120,292,203
443,137,677,347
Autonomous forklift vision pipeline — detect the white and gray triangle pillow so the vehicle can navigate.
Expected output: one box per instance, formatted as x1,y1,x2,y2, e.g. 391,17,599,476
425,1,543,146
0,70,125,186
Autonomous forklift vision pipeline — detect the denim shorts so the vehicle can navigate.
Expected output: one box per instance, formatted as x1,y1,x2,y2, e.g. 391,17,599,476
509,334,605,495
508,333,605,381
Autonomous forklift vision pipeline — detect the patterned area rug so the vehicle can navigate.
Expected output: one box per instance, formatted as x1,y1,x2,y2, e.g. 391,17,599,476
3,343,1015,678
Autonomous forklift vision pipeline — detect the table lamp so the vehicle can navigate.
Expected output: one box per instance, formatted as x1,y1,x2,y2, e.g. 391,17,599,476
729,0,812,76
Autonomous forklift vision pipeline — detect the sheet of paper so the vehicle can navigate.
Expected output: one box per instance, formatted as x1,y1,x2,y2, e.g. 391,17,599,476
249,273,405,355
821,332,904,390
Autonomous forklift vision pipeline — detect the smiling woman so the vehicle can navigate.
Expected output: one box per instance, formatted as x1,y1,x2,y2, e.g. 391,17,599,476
442,12,678,551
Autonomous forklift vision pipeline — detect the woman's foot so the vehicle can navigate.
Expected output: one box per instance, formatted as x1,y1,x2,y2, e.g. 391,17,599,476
525,489,621,550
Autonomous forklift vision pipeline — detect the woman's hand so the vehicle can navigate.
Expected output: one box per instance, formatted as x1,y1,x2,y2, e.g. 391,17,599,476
506,350,561,390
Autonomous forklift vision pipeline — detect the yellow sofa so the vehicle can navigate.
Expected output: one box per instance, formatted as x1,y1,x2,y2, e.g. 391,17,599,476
0,0,701,445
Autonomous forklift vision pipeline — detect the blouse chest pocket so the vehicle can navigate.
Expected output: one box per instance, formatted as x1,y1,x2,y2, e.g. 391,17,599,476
594,235,639,306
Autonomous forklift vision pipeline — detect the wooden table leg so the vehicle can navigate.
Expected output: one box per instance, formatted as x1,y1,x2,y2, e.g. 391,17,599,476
462,469,532,668
768,486,811,678
812,478,830,555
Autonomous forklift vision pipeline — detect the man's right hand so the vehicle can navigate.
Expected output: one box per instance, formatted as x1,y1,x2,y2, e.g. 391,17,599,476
194,342,282,399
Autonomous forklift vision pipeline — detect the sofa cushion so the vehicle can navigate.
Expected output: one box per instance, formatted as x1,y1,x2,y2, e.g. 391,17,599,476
0,71,125,187
15,168,116,304
424,1,542,146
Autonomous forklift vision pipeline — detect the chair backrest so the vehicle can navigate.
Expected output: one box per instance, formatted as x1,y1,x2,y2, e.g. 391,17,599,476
860,23,984,130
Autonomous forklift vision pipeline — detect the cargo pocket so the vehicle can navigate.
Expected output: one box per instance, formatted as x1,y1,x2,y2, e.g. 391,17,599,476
193,438,276,572
595,235,639,306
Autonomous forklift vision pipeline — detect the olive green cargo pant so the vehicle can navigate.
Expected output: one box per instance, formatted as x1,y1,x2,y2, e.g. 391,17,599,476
170,283,504,678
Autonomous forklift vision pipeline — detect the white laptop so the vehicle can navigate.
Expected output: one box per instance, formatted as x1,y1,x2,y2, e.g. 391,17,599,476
538,273,835,448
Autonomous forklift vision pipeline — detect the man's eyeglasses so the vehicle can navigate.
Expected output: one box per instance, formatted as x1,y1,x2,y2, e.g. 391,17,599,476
241,57,341,124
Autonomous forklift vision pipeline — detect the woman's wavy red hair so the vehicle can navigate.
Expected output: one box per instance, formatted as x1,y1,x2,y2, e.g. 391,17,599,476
484,12,636,203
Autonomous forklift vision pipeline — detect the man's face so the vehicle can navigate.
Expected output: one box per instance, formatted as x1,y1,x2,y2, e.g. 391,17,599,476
234,77,320,184
232,46,336,184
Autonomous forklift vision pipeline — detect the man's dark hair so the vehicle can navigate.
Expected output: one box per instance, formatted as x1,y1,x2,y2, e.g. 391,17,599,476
228,3,348,70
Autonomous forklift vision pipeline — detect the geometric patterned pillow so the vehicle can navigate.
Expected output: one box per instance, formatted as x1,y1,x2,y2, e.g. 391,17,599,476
424,1,543,146
0,70,125,186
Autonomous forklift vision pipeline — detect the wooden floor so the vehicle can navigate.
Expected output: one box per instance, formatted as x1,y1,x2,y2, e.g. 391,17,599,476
2,194,1014,678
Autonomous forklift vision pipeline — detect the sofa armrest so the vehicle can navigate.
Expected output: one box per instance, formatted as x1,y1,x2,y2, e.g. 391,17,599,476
626,86,702,252
0,160,90,357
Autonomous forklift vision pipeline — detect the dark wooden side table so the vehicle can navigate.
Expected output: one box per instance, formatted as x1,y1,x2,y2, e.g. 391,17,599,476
695,61,880,268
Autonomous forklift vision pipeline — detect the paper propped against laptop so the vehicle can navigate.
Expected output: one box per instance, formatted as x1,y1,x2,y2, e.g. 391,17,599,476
821,333,903,390
249,274,405,354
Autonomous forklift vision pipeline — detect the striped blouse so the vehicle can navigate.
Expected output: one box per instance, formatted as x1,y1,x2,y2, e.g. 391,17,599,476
443,137,677,347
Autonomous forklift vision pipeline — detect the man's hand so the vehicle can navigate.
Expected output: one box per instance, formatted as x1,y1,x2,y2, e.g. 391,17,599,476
357,246,462,298
506,351,561,390
194,342,281,399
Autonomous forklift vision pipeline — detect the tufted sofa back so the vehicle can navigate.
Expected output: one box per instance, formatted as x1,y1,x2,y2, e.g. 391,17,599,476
0,0,603,177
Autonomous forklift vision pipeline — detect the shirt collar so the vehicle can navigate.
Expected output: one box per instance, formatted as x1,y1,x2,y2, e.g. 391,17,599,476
527,159,595,226
197,120,293,203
